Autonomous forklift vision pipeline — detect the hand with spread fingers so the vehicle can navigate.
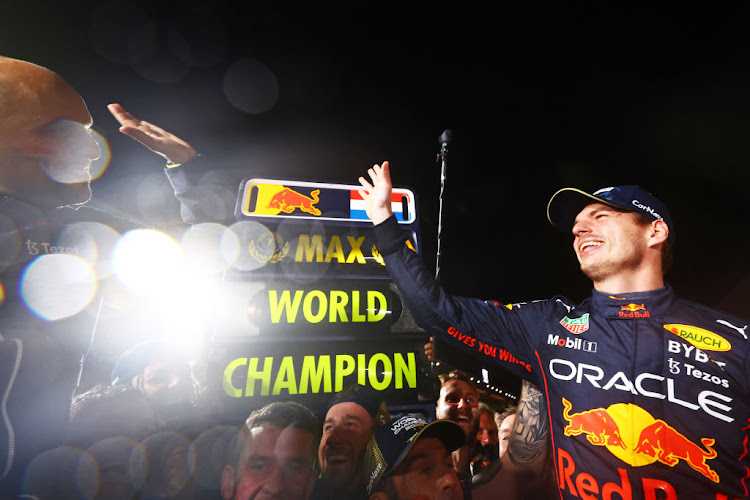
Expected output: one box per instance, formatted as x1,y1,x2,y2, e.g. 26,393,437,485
108,103,198,166
357,161,394,225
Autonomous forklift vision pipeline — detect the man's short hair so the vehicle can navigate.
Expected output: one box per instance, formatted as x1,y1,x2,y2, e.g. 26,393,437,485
437,369,477,391
326,383,391,428
243,401,319,436
496,407,517,423
229,401,319,467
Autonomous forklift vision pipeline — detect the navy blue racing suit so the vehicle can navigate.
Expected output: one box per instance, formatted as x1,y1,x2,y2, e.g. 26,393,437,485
374,215,750,500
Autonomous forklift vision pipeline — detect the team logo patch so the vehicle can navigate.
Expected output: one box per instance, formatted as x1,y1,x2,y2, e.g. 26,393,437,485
560,313,590,334
561,398,719,482
664,324,731,352
619,303,650,318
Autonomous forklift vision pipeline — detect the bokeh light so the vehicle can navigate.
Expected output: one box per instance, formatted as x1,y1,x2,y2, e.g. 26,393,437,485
113,229,183,296
223,58,279,114
57,222,121,279
88,129,112,181
129,22,191,84
39,121,102,184
134,173,181,225
168,10,228,68
181,222,233,274
79,437,140,500
225,221,276,271
20,254,98,321
21,446,90,499
89,0,152,64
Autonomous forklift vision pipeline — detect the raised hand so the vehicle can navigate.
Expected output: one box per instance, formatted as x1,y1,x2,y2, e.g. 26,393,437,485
108,103,197,166
357,161,394,225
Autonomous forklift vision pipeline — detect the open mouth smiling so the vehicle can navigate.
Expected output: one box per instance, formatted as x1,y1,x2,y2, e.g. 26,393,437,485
578,240,603,256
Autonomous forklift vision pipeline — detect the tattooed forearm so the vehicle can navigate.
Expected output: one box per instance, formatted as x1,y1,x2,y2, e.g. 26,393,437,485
507,379,550,464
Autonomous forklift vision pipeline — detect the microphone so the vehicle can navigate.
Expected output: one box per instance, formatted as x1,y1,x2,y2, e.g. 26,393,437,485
433,129,453,375
439,129,453,146
435,129,451,282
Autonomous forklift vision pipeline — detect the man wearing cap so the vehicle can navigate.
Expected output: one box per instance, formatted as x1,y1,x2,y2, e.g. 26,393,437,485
364,414,465,500
357,161,750,499
110,338,197,413
313,384,391,500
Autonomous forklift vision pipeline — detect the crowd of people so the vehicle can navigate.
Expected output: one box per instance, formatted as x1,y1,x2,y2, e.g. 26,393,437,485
12,335,537,499
1,52,748,500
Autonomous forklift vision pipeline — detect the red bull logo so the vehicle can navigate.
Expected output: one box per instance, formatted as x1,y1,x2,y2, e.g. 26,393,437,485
633,420,719,482
266,188,321,216
561,398,720,483
619,303,650,318
563,397,626,449
621,303,645,312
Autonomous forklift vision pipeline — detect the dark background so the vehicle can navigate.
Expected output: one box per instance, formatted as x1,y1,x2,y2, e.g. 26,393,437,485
2,1,748,318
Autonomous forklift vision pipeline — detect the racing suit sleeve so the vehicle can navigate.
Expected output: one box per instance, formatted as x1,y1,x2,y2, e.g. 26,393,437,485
374,215,543,382
164,156,240,224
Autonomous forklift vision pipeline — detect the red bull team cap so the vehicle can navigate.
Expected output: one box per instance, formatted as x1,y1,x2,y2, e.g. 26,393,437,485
547,185,675,245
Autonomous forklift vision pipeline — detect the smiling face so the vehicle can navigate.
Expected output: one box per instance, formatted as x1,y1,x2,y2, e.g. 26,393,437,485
318,402,374,493
435,380,478,444
476,411,498,447
572,203,654,286
0,58,101,208
222,423,316,500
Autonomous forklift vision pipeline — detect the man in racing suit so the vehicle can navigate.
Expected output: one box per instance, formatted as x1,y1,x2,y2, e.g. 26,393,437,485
358,161,750,500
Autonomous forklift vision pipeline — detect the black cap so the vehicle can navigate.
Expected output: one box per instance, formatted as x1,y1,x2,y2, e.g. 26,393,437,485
326,385,390,426
110,338,184,385
547,185,675,245
363,415,464,494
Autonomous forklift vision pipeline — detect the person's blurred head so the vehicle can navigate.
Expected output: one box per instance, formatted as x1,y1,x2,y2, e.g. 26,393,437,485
436,370,478,445
111,338,196,408
475,403,498,447
494,408,517,459
222,401,319,500
318,385,390,496
0,56,100,208
364,415,464,500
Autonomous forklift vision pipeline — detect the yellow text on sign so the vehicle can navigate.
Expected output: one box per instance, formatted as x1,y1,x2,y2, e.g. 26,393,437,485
295,235,366,263
222,352,417,397
268,289,388,323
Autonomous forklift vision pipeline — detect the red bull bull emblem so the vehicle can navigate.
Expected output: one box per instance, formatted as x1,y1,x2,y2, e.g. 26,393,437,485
619,303,650,318
561,398,719,483
266,188,321,216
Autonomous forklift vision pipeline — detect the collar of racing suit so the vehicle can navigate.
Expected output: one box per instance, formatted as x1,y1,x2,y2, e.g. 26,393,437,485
589,285,676,319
